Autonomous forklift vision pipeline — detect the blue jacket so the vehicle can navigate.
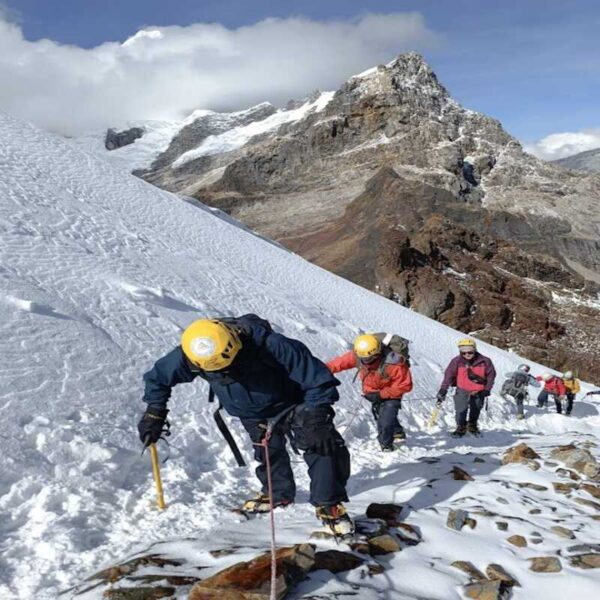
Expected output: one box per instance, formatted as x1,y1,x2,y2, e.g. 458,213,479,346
142,315,340,418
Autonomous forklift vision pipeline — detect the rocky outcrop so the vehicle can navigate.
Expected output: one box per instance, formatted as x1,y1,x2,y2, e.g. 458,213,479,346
554,147,600,173
105,127,144,150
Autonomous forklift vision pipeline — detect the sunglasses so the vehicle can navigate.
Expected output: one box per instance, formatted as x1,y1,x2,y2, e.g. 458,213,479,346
360,355,379,364
460,350,475,356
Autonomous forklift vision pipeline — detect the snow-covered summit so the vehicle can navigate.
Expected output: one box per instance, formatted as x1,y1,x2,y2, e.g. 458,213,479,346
2,112,600,599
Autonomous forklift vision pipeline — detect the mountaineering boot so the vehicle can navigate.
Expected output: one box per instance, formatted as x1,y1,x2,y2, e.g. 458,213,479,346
316,503,355,538
393,430,407,443
467,423,481,436
516,413,525,420
241,493,293,514
380,444,396,452
451,425,467,438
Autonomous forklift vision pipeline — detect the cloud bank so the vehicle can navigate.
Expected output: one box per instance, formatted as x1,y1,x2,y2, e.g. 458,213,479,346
0,13,437,135
525,129,600,161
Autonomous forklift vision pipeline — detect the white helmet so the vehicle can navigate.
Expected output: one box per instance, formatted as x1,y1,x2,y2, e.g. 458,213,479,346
563,371,574,380
518,364,530,373
541,372,553,382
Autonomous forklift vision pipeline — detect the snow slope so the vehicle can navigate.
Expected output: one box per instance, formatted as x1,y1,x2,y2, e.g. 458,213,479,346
1,111,600,599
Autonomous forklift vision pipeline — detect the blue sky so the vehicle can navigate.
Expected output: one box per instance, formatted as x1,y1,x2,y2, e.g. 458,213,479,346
3,0,600,152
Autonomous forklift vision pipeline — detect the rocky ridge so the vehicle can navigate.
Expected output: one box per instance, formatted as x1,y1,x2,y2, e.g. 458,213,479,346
127,53,600,375
554,147,600,174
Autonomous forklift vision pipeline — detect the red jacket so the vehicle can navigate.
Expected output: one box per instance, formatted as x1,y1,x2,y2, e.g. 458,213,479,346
536,376,566,396
327,351,413,399
441,353,496,393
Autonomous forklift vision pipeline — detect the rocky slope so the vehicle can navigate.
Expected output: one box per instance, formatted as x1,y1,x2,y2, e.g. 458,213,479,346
116,53,600,376
554,147,600,173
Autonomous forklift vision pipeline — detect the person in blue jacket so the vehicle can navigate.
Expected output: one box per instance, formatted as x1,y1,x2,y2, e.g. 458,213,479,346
138,314,353,537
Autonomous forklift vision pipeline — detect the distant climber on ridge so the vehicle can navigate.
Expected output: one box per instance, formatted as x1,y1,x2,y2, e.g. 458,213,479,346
500,364,540,419
536,372,567,414
327,333,413,452
562,371,580,416
137,314,353,537
436,338,496,437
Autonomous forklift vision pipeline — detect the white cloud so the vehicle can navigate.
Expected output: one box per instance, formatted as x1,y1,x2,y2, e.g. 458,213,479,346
0,13,438,135
525,129,600,160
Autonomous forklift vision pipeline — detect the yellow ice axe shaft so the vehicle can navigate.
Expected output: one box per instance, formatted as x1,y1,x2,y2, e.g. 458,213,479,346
149,443,167,510
428,406,440,429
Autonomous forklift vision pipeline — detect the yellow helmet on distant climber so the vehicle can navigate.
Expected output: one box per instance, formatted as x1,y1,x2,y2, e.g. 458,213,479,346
457,338,477,350
354,334,381,359
181,319,242,371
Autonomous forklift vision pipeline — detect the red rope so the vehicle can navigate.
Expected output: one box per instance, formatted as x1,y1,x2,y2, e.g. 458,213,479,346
257,431,277,600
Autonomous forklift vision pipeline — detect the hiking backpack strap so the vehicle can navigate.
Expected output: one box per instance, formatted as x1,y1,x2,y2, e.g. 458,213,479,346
209,386,247,467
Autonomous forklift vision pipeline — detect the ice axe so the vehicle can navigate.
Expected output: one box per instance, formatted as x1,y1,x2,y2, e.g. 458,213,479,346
147,441,167,510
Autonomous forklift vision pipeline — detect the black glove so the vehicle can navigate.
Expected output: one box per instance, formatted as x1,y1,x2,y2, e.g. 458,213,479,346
481,390,491,398
295,405,341,456
436,390,447,405
364,392,382,403
137,407,169,447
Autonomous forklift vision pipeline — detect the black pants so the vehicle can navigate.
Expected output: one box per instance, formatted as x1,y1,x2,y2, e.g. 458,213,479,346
454,389,484,427
566,392,575,414
537,390,562,413
240,407,350,507
371,399,404,447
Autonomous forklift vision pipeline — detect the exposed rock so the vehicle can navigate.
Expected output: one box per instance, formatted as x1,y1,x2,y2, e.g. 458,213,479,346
87,555,185,585
516,482,547,492
395,523,422,546
486,564,520,587
348,541,371,555
553,482,577,494
550,444,600,478
474,457,486,463
354,517,389,538
567,543,600,554
507,535,527,548
451,561,486,581
528,557,562,573
312,550,363,573
447,509,468,531
529,509,542,514
188,544,315,600
103,588,174,600
550,526,576,539
528,461,541,471
105,127,144,151
450,466,474,481
367,562,385,576
569,554,600,569
465,518,478,530
530,537,544,545
555,467,581,480
502,444,540,465
365,503,403,526
581,483,600,499
574,497,600,511
367,534,402,555
496,522,508,531
463,580,503,600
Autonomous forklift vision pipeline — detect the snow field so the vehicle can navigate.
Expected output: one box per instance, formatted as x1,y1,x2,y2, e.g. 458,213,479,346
1,111,599,599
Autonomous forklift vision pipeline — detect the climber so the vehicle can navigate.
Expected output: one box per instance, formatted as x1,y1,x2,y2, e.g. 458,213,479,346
535,372,567,414
327,333,413,452
500,364,540,419
436,338,496,437
562,371,580,416
137,314,353,537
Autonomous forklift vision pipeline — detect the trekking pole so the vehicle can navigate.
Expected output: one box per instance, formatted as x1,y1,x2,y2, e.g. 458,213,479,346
148,443,167,510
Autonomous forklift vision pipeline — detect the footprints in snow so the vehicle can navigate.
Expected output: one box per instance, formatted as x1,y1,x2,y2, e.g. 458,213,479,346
3,295,73,320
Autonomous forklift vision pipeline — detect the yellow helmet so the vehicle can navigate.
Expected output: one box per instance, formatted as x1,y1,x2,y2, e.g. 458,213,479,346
181,319,242,371
353,334,381,359
457,338,477,350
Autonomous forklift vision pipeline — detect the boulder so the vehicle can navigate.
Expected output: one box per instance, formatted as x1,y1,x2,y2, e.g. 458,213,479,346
555,468,580,481
365,503,403,526
502,444,540,465
463,580,503,600
581,483,600,499
368,534,402,555
447,509,468,531
569,554,600,569
507,535,527,548
188,544,315,600
450,466,474,481
528,557,562,573
517,482,548,492
486,563,520,587
450,561,486,581
574,497,600,511
550,445,599,478
312,550,363,573
550,526,575,539
552,482,577,494
495,522,508,531
395,523,422,546
105,127,144,151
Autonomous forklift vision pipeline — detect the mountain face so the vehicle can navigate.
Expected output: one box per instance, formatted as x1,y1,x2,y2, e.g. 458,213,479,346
92,53,600,377
554,147,600,173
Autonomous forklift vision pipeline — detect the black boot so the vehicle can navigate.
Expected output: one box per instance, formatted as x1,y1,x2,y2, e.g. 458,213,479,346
467,422,481,436
451,425,467,438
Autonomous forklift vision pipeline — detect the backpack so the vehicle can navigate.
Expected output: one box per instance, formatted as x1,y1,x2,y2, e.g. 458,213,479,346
501,371,529,396
354,332,411,380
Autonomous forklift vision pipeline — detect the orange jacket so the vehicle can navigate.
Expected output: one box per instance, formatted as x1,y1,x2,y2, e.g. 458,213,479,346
327,351,413,399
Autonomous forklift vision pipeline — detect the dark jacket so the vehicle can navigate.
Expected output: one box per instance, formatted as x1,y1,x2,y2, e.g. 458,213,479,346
142,315,340,419
440,353,496,394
